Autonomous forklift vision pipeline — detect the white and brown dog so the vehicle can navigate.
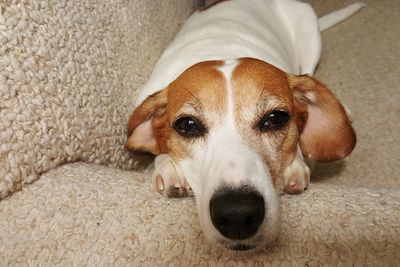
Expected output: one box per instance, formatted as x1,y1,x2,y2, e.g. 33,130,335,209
126,0,362,251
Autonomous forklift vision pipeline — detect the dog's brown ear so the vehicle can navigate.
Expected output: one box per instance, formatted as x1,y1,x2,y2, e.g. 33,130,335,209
287,74,356,162
125,89,169,155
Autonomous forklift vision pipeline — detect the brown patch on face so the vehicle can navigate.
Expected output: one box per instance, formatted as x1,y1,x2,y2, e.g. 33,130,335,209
166,60,227,160
199,0,230,12
125,61,227,160
231,58,299,184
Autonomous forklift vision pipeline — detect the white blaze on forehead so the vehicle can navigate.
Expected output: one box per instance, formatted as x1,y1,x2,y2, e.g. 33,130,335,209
215,59,251,185
218,59,240,126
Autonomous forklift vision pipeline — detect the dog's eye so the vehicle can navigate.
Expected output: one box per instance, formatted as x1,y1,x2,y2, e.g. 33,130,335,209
173,116,206,137
258,110,290,132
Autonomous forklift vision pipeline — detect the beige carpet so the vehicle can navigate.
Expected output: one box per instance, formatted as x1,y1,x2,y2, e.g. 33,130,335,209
0,0,194,199
1,0,399,265
309,0,400,190
1,163,399,265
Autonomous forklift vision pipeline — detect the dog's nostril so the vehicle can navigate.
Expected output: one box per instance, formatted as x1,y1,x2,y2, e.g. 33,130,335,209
209,189,265,240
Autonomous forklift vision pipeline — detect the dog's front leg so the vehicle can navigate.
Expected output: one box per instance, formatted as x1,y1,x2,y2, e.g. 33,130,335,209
152,154,192,198
282,145,311,194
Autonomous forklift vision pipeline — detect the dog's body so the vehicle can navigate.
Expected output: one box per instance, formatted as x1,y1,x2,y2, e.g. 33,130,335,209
126,0,362,251
138,0,320,104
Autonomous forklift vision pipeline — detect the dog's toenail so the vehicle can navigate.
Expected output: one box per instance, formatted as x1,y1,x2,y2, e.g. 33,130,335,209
156,175,164,192
184,180,191,190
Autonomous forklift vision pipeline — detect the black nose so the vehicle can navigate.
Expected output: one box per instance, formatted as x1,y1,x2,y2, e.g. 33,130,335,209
209,189,265,240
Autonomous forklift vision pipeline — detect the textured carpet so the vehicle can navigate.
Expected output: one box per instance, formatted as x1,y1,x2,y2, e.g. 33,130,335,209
1,163,399,265
1,0,399,265
309,0,400,190
0,0,194,199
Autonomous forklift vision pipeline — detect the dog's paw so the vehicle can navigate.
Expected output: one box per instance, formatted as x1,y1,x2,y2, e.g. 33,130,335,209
152,154,193,198
283,149,310,195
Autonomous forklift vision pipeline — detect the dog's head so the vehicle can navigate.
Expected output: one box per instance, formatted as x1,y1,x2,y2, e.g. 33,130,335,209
125,58,356,250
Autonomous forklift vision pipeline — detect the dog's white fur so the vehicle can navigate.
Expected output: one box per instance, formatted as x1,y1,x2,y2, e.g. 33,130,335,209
138,0,364,104
128,0,363,250
139,0,316,105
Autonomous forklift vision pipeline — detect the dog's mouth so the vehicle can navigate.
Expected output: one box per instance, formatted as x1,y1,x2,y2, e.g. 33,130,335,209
219,235,265,251
228,243,257,251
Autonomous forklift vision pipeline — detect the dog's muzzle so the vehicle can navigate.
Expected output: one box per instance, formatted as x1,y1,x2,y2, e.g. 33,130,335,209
209,188,265,240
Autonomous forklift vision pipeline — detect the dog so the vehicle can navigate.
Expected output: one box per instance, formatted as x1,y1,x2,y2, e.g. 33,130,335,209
125,0,362,251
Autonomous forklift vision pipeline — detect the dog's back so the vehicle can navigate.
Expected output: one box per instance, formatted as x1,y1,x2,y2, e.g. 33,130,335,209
138,0,365,104
138,0,321,104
